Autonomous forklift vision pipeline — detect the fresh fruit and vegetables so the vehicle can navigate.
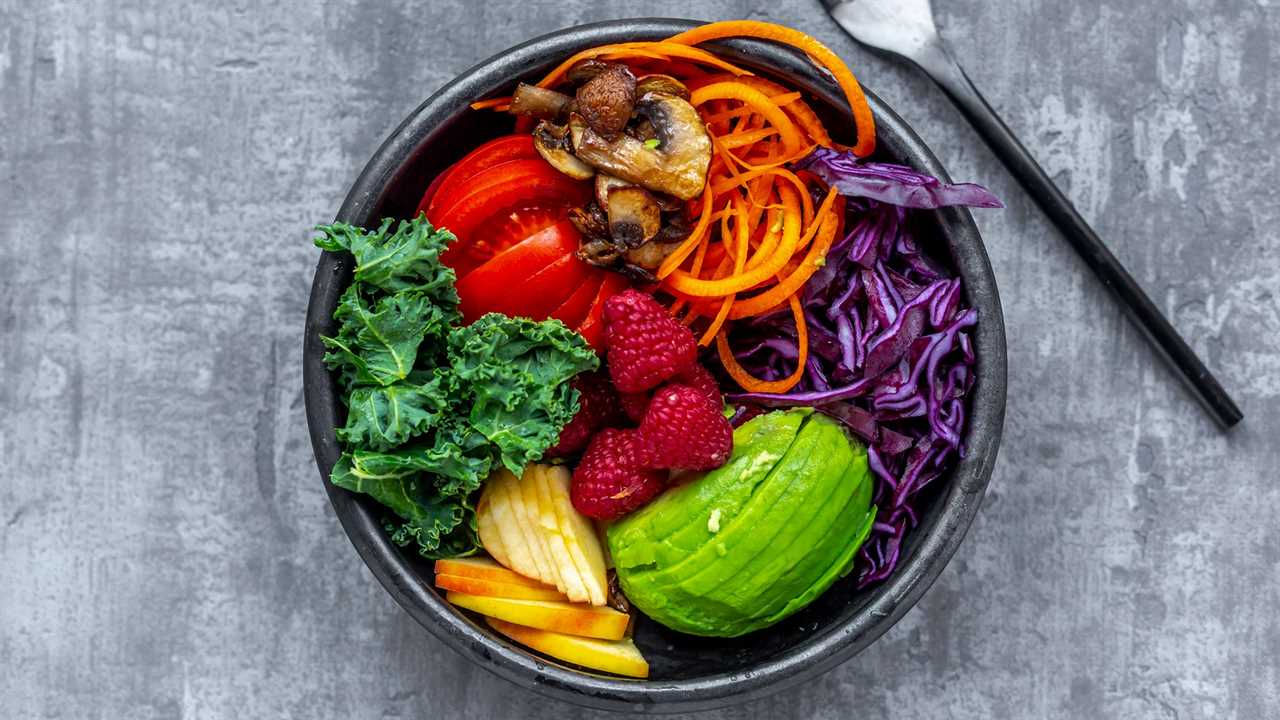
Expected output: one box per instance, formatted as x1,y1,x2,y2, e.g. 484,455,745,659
315,18,1000,678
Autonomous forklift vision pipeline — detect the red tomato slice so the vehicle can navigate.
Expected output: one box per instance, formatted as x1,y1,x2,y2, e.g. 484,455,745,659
444,205,566,279
416,159,458,217
484,252,596,321
550,272,605,329
576,272,632,351
456,220,580,324
434,162,590,243
423,135,537,218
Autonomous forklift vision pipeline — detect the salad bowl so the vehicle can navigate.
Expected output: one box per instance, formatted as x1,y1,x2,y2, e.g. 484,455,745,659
304,17,1007,713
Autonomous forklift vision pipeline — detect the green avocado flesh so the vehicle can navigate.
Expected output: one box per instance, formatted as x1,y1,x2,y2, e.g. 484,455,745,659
607,410,876,637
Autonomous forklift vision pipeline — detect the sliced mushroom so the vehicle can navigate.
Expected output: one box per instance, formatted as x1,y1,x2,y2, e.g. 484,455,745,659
569,93,711,200
606,186,662,248
578,237,624,268
575,64,636,140
635,74,690,100
624,240,683,270
627,118,658,144
509,83,574,120
653,211,694,243
594,173,633,208
650,191,685,213
533,121,595,180
569,203,609,239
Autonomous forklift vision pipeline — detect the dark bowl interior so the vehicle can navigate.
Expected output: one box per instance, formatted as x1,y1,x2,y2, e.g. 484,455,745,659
304,18,1007,714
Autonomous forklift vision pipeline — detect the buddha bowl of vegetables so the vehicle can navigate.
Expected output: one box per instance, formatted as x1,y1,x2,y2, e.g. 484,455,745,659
304,18,1007,713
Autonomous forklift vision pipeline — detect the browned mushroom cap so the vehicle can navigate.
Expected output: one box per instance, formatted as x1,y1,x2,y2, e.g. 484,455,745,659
533,121,595,180
569,93,711,201
565,58,613,86
509,83,574,120
635,74,690,100
606,186,662,248
575,64,636,140
594,173,632,208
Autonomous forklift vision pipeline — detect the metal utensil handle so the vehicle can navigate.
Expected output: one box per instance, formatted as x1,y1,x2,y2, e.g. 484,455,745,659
914,42,1242,428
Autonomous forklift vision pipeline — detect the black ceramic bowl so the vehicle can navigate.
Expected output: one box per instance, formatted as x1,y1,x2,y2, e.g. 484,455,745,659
304,18,1006,713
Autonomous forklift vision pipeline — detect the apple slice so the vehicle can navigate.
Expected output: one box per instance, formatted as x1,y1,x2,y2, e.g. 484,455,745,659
487,617,649,679
543,465,609,606
446,592,629,640
502,470,562,593
433,557,548,589
435,574,567,602
475,493,510,568
516,466,569,595
482,471,541,580
528,464,591,604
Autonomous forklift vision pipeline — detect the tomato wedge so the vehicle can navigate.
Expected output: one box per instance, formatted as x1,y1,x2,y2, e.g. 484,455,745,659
432,161,590,243
550,273,605,329
456,220,581,323
484,252,598,321
416,159,458,217
421,135,537,217
576,273,632,351
444,205,567,279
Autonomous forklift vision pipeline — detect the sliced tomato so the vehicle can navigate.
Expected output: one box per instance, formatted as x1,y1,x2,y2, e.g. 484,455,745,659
576,272,632,351
432,161,591,243
550,272,605,329
416,159,459,217
444,205,567,279
486,253,598,320
422,134,537,217
456,220,581,324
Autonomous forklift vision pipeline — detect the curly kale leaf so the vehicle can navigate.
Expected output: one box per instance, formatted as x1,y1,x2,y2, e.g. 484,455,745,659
336,373,452,451
315,217,460,309
448,314,598,475
330,455,474,560
322,288,451,388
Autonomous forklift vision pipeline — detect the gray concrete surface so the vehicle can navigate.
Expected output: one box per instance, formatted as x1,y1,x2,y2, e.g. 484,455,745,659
2,0,1277,717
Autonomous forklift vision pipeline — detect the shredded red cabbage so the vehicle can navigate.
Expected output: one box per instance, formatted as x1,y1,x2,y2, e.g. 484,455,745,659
717,149,997,588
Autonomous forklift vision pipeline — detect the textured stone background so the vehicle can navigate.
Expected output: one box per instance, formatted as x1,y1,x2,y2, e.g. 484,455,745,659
2,0,1277,717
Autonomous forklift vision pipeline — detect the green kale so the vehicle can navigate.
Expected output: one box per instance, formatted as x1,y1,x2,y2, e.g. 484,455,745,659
314,216,598,558
449,314,599,475
322,288,452,388
315,217,460,307
336,374,451,451
329,454,474,557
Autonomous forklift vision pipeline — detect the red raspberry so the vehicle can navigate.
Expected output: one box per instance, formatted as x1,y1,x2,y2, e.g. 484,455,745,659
618,364,720,423
619,390,652,424
570,429,666,520
546,371,623,457
603,290,697,393
637,384,733,471
674,362,721,403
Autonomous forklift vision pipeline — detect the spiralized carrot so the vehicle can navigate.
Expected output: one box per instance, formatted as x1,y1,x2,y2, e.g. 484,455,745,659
665,20,875,156
729,195,839,319
656,183,717,280
698,199,751,345
666,184,802,297
691,82,804,158
716,294,809,393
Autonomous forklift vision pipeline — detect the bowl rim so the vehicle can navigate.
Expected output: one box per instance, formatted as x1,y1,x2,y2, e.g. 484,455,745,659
303,17,1007,713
